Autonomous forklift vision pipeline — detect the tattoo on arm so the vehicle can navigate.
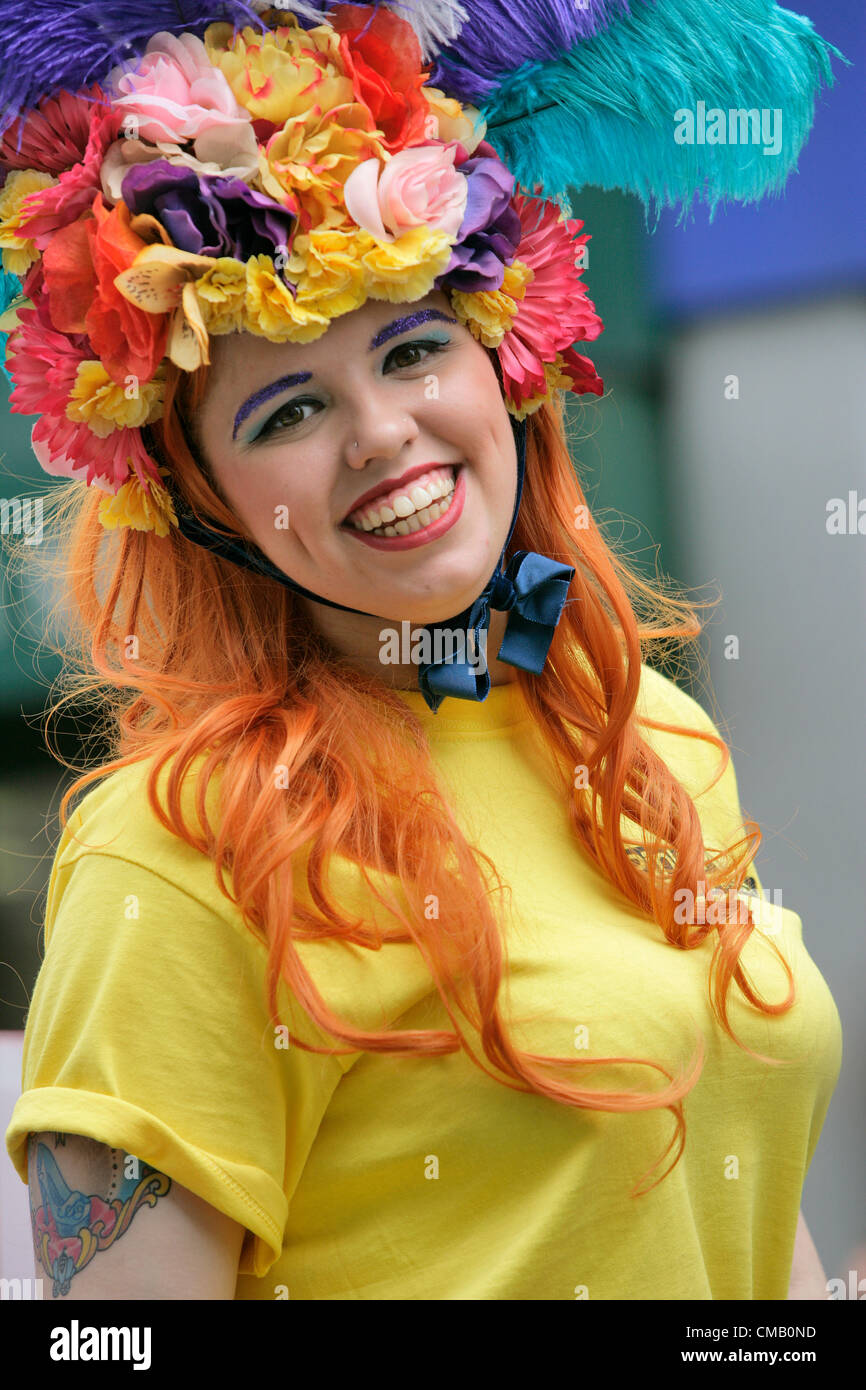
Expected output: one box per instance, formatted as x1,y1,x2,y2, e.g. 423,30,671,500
27,1133,172,1298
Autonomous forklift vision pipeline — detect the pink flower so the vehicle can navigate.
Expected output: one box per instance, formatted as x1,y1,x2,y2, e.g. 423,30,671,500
344,142,467,243
7,297,160,491
29,414,159,492
106,31,254,145
0,85,101,174
499,193,604,411
15,100,124,248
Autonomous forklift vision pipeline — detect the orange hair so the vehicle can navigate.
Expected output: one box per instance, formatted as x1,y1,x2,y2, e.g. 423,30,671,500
14,359,796,1198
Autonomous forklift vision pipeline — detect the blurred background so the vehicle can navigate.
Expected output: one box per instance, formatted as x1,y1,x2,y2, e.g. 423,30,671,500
1,0,863,1294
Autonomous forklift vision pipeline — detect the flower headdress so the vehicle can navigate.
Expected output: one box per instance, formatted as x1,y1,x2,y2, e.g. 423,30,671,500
0,0,839,539
0,2,840,710
0,3,609,538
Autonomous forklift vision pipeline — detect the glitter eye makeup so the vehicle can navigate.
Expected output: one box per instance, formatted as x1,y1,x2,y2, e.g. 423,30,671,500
234,316,459,446
244,336,454,445
232,373,312,441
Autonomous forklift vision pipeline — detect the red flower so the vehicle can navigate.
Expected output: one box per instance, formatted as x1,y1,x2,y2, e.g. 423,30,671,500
0,85,103,173
330,4,429,152
41,192,167,384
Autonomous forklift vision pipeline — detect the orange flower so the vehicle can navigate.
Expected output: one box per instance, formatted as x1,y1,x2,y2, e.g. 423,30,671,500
84,194,168,385
330,5,429,152
42,193,168,386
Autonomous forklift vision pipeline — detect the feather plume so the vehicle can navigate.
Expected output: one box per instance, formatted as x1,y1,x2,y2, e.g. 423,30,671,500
426,0,631,102
476,0,843,220
0,1,273,138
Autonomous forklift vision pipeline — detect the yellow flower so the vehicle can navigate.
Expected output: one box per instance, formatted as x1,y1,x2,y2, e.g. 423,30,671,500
0,169,58,275
422,87,487,154
66,361,165,436
285,226,368,318
258,106,384,233
450,259,533,348
204,19,351,126
244,254,331,342
359,226,454,304
506,388,547,422
114,244,216,371
505,357,573,422
98,469,178,538
194,257,247,336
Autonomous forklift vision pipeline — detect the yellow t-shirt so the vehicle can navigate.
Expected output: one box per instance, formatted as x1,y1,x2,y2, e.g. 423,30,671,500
5,663,842,1299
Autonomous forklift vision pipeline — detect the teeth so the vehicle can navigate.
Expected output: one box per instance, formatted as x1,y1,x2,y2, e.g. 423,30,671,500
365,492,452,538
348,466,457,532
393,494,416,519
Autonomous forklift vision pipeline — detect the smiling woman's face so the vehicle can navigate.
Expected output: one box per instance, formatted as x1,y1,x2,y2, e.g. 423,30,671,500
193,289,518,627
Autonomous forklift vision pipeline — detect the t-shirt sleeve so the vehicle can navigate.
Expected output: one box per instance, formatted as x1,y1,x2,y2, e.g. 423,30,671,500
4,834,290,1279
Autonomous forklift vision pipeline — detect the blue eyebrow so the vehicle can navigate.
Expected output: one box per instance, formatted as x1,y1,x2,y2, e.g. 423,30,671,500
368,309,457,350
233,373,312,440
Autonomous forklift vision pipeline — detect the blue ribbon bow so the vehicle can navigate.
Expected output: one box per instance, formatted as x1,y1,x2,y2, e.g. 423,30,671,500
417,549,575,712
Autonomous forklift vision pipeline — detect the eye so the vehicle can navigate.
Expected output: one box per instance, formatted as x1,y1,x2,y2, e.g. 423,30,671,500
255,397,322,440
384,337,450,371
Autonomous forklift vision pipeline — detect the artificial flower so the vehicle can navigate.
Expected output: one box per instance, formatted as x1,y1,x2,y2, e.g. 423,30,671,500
87,193,171,383
66,359,165,435
244,254,331,342
436,142,521,293
258,105,384,233
29,407,162,490
450,258,533,348
358,224,454,302
329,5,430,152
204,19,351,128
0,85,103,174
6,297,89,410
493,192,603,412
422,88,487,155
193,257,247,336
120,159,297,263
98,468,178,538
284,226,368,317
99,123,261,202
0,170,58,274
112,241,217,372
14,100,124,249
105,31,255,145
343,142,467,242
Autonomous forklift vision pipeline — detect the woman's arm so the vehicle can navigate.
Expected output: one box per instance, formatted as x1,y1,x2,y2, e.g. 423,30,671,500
29,1131,246,1300
787,1206,829,1300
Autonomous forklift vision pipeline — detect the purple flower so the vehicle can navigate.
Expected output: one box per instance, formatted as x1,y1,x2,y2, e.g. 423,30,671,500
435,142,521,294
120,160,297,270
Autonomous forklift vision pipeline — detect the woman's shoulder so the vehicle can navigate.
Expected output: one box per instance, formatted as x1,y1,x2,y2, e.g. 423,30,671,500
51,750,224,909
636,661,724,736
633,661,753,851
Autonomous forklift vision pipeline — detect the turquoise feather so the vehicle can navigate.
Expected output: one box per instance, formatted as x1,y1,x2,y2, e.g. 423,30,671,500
479,0,845,223
0,269,22,390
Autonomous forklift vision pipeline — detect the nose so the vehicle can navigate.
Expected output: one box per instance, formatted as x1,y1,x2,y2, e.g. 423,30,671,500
343,388,420,470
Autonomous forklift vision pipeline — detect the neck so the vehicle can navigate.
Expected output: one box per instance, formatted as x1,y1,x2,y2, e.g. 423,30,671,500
298,601,517,690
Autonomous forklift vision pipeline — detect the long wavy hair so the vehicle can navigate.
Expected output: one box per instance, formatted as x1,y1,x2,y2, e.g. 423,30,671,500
12,354,796,1197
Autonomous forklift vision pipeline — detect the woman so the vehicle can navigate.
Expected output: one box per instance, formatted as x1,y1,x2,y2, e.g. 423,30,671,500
0,0,842,1300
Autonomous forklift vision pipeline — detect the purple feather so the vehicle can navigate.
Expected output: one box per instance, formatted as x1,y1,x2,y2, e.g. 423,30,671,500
0,1,269,139
426,0,633,103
